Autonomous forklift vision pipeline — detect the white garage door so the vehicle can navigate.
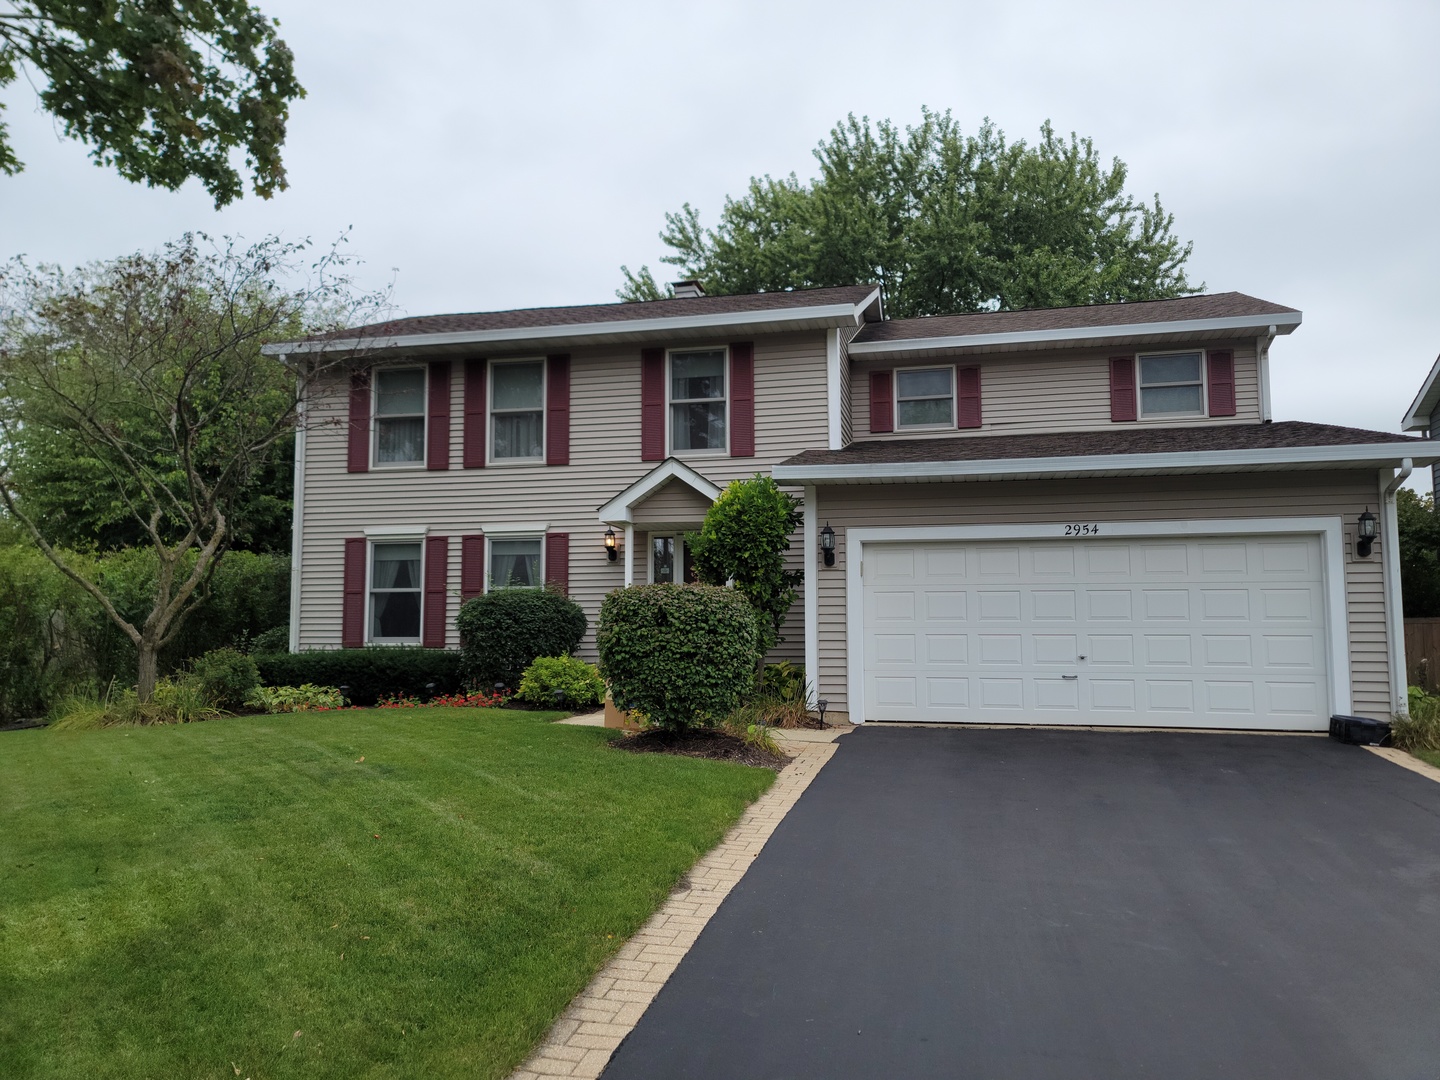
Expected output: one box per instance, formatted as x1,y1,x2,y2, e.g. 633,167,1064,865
861,536,1331,730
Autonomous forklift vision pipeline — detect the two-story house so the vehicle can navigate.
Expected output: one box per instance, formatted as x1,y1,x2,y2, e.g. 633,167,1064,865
270,285,1436,730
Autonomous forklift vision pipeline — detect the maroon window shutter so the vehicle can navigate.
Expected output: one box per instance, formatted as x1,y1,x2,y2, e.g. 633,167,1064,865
427,361,451,470
463,359,487,468
347,370,371,473
1207,350,1236,417
342,538,367,648
641,348,665,461
423,535,449,648
546,354,571,465
957,367,982,429
730,341,755,457
869,370,894,433
460,534,486,600
545,533,569,594
1109,356,1137,422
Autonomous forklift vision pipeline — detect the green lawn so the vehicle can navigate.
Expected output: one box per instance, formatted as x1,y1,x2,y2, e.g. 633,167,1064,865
1416,748,1440,769
0,709,774,1079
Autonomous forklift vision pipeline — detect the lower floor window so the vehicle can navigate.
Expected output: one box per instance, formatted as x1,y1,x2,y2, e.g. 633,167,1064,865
491,538,542,589
371,542,422,641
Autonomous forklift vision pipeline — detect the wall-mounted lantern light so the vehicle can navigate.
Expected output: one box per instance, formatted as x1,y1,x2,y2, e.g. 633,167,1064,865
1356,508,1377,558
604,528,618,561
820,523,836,567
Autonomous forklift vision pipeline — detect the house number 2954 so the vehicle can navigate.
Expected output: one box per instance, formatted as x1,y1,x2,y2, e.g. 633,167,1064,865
1064,524,1100,536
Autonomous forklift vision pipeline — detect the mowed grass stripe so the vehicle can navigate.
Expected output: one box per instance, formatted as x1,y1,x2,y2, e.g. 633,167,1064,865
0,709,773,1079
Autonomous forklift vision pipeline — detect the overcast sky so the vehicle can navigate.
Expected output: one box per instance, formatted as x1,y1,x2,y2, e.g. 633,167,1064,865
4,0,1438,441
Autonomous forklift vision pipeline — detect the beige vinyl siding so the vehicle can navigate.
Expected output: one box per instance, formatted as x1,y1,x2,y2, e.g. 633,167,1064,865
630,481,715,525
813,471,1392,719
849,342,1261,442
297,331,828,659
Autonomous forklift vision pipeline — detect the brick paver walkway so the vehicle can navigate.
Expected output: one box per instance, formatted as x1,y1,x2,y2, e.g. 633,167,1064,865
510,738,841,1079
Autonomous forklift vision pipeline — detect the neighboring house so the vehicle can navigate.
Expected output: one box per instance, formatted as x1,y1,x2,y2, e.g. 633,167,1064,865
269,285,1437,730
1400,352,1440,502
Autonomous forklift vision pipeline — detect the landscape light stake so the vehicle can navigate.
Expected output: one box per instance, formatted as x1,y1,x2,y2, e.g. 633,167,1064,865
817,698,828,727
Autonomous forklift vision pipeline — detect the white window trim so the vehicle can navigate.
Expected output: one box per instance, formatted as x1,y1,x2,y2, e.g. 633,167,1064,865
893,364,957,432
647,532,686,584
1137,349,1208,421
666,345,730,457
366,537,425,645
838,518,1351,725
484,533,545,593
371,364,428,469
487,357,547,466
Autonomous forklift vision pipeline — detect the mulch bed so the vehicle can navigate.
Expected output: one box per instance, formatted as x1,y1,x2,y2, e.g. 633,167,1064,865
612,727,789,770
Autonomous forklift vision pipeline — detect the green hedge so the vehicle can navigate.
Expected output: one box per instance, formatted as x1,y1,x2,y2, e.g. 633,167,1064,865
255,648,462,706
457,588,587,690
596,583,758,730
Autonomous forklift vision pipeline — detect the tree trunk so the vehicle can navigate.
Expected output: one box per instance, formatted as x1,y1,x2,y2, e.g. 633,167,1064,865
136,639,160,703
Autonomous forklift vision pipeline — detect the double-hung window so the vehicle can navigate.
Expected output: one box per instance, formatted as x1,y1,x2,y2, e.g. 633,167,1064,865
370,541,422,642
374,368,426,465
1138,352,1205,417
895,366,955,429
491,360,545,461
669,349,727,452
490,538,542,589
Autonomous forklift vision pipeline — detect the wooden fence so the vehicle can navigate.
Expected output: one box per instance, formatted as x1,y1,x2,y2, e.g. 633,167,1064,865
1404,618,1440,692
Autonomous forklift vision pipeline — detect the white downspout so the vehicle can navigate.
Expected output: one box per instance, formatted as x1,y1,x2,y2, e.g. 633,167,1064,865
623,523,634,587
1380,458,1413,716
803,484,819,706
826,328,843,451
287,361,305,654
1257,324,1277,422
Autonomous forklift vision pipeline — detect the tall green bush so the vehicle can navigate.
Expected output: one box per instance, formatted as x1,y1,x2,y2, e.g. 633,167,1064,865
596,583,759,730
255,648,461,706
457,587,587,689
0,544,102,720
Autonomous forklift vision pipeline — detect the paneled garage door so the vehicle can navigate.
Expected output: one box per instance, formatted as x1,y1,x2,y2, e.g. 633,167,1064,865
861,536,1331,730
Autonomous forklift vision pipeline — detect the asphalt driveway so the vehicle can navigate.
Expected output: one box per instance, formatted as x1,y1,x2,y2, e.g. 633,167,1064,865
601,728,1440,1080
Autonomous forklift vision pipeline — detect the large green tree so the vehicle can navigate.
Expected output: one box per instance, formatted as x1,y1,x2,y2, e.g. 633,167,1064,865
0,234,383,700
1398,487,1440,618
0,1,303,206
620,112,1199,317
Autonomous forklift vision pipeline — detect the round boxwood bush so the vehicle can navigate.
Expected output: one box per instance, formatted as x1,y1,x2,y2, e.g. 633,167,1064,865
457,587,587,690
189,647,260,710
596,583,758,731
518,655,606,709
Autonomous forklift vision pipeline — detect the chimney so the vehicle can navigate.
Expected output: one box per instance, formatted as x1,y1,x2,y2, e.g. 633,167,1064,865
671,280,705,299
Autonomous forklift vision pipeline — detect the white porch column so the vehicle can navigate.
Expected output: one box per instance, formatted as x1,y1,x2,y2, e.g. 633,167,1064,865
826,329,843,451
1381,468,1409,716
287,363,305,653
803,484,819,707
623,524,635,587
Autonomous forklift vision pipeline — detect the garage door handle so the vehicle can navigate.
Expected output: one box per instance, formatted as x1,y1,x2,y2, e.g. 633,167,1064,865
1061,674,1078,680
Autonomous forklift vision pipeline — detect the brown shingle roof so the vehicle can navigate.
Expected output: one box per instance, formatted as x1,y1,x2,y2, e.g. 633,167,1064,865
317,284,880,341
779,422,1420,469
852,292,1299,344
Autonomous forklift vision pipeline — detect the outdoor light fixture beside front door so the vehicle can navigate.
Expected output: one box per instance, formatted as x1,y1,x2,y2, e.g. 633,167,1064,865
604,528,617,561
1356,508,1377,558
820,523,836,567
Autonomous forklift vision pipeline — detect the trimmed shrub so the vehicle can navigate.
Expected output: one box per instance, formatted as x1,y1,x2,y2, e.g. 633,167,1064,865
518,655,606,709
249,625,290,655
190,648,260,710
255,648,461,706
457,587,587,690
596,583,759,731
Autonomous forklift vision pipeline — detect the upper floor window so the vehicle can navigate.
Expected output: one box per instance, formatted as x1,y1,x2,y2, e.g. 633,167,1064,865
374,368,426,465
490,537,542,589
895,366,955,429
491,360,545,461
370,541,422,642
1138,352,1204,417
670,348,727,452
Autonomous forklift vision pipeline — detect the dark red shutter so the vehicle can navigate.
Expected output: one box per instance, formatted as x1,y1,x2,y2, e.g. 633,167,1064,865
342,537,367,648
423,535,448,648
730,341,755,457
427,361,451,470
1109,356,1137,422
957,366,982,429
869,370,894,433
460,534,486,600
347,370,371,473
641,348,665,461
1208,350,1236,417
546,354,571,465
463,359,486,468
545,533,569,594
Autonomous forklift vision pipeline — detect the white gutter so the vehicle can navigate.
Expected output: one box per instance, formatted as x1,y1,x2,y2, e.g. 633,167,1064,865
1380,457,1413,716
287,363,305,653
847,310,1303,356
1257,324,1277,422
773,441,1439,485
264,289,883,356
